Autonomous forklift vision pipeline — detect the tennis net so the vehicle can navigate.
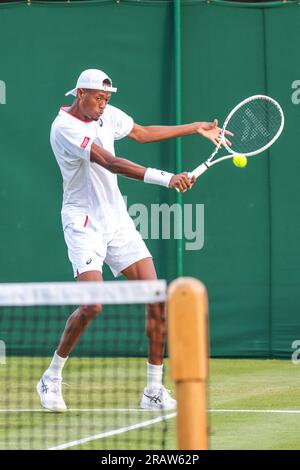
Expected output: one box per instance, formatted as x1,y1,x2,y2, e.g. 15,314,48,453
0,280,176,450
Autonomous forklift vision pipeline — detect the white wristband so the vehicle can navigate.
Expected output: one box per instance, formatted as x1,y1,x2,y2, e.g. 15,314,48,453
144,168,174,187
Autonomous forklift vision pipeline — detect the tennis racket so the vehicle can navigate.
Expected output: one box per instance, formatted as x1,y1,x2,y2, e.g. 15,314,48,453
190,94,284,179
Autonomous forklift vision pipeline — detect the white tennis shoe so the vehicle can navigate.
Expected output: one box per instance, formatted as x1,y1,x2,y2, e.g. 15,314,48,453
140,386,176,410
36,375,67,412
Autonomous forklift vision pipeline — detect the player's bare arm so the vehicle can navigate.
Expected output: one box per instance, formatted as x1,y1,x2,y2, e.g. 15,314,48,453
91,142,145,179
90,142,194,192
128,121,233,146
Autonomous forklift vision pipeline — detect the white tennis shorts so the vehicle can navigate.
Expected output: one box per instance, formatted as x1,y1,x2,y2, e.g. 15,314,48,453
63,214,151,278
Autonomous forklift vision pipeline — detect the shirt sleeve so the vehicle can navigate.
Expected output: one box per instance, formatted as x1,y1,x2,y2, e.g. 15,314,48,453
111,106,134,141
54,125,94,161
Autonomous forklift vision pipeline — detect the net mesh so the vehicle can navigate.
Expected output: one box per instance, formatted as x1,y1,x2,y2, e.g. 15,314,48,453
0,281,176,450
226,97,283,155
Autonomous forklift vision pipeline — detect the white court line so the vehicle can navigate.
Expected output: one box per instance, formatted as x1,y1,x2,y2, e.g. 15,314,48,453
210,409,300,414
1,408,300,414
0,408,168,413
48,412,177,450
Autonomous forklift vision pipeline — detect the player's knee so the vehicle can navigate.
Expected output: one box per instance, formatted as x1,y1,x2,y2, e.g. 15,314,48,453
80,304,102,320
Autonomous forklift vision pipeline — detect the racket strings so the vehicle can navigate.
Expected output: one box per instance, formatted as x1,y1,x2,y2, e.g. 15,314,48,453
226,99,282,155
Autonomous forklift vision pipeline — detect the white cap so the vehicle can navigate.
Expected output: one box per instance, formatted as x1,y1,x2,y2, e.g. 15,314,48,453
65,69,117,96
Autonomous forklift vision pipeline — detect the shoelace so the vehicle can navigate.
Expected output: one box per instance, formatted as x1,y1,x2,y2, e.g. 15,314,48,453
48,378,63,395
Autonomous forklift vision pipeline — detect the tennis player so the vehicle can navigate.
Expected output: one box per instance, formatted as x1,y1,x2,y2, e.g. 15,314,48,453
37,69,222,412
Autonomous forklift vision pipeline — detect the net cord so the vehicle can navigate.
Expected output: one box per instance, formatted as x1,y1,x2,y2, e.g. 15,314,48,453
0,280,167,306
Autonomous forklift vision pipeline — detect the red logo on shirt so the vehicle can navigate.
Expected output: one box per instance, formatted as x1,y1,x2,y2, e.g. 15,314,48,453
80,137,90,149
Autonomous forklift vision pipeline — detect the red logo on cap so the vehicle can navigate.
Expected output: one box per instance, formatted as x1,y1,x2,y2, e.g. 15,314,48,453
80,137,90,149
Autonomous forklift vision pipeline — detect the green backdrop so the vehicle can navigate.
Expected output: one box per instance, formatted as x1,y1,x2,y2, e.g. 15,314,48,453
0,0,299,357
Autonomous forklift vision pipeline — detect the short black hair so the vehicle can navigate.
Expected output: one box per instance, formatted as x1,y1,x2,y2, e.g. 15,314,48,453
103,78,111,86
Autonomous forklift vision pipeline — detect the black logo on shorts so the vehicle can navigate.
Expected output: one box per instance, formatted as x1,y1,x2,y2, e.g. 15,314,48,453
86,258,92,265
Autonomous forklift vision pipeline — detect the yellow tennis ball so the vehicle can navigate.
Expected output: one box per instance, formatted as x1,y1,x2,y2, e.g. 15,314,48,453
233,154,247,168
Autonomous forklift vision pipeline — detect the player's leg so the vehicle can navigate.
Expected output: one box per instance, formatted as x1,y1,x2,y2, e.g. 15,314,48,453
56,270,103,358
37,219,106,412
105,220,176,410
37,270,103,412
122,258,165,366
122,258,176,410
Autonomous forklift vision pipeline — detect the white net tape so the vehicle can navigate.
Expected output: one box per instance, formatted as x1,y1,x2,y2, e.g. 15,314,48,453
0,280,167,306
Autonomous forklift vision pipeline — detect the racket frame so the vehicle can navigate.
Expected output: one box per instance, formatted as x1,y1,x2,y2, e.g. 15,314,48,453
190,94,284,179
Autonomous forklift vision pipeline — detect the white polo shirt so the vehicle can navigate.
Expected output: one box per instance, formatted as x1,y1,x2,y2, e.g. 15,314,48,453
50,104,134,233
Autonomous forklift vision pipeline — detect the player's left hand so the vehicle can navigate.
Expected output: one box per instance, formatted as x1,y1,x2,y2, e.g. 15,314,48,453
197,120,233,147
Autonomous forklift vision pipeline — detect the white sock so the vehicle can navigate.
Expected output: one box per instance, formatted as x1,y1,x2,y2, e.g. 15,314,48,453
147,362,163,390
45,351,68,378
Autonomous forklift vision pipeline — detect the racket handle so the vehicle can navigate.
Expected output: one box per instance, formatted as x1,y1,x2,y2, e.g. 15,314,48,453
190,163,209,179
175,163,208,192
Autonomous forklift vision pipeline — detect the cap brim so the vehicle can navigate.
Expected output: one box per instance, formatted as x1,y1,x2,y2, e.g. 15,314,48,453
65,85,117,97
65,88,77,97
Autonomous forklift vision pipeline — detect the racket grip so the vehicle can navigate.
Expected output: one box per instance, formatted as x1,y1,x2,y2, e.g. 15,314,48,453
191,163,209,179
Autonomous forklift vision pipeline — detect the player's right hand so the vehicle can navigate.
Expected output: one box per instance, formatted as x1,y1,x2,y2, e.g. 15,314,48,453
169,173,195,192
